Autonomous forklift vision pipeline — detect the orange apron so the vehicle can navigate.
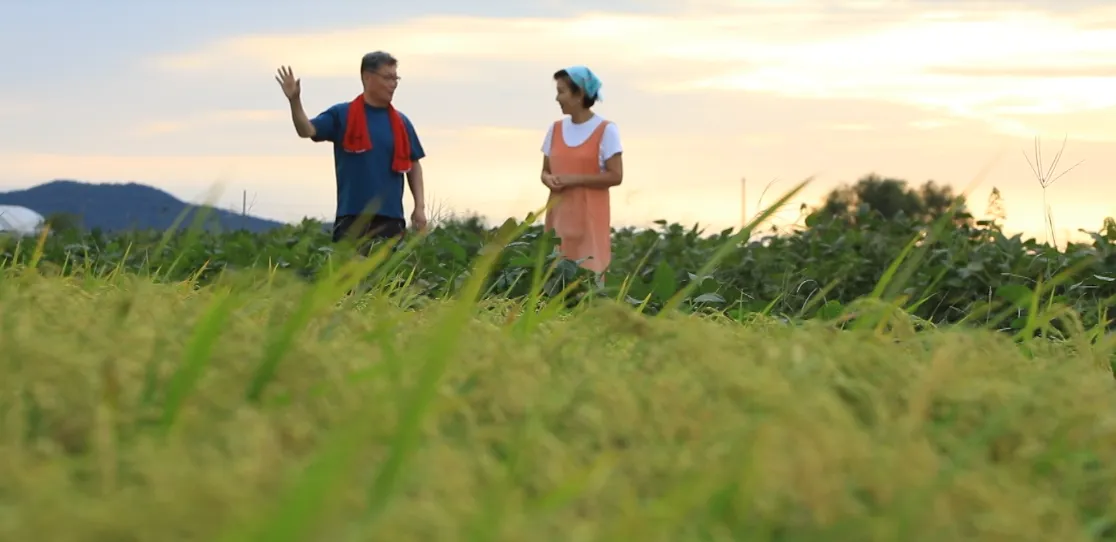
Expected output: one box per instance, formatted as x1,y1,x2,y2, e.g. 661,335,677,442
543,120,612,274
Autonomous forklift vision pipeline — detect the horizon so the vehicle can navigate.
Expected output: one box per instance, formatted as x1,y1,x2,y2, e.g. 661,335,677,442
2,1,1114,244
1,177,1100,246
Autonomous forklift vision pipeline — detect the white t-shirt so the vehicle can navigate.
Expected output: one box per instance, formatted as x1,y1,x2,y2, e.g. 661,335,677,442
540,115,623,171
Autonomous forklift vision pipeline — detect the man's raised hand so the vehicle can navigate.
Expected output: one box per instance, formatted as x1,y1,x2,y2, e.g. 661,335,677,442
275,66,301,100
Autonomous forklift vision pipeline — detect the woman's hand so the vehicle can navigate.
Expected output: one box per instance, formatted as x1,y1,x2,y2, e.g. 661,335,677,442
541,173,562,191
547,174,582,190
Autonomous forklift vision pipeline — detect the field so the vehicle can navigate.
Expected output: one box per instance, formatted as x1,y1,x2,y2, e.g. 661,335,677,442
3,190,1116,541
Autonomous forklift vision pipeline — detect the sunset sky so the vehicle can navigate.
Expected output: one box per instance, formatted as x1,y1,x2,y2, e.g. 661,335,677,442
2,0,1114,243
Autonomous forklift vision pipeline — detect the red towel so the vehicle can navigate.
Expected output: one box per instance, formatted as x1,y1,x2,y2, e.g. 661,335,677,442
341,94,412,173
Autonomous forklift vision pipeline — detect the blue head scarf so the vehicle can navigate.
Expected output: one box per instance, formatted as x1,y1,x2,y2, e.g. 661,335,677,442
562,65,603,102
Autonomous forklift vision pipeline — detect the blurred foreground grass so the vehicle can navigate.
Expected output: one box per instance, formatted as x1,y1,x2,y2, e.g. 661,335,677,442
2,267,1116,542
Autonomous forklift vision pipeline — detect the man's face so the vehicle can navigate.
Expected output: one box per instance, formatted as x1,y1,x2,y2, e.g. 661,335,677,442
363,63,400,103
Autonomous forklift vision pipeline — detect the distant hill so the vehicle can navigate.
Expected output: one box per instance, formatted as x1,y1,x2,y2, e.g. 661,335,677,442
0,180,289,233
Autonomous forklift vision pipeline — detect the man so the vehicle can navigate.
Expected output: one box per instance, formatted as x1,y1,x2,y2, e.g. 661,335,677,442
275,51,427,249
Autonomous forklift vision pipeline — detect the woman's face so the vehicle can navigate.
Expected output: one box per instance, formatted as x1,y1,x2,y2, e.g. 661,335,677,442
555,78,581,114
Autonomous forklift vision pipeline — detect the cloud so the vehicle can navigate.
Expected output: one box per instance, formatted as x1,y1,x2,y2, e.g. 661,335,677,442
149,4,1116,142
147,8,904,81
0,101,33,117
828,124,874,132
129,109,285,136
927,65,1116,78
909,119,960,130
668,11,1116,139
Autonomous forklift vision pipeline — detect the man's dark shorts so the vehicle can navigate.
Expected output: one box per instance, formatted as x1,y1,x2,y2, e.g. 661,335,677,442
331,214,406,254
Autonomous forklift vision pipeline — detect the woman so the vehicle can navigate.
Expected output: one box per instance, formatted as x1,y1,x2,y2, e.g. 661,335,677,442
539,65,624,275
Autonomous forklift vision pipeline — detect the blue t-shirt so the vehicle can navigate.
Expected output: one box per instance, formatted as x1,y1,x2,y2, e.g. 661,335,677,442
310,101,426,219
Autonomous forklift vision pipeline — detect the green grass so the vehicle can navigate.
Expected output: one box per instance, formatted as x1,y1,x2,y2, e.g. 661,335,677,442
3,187,1116,540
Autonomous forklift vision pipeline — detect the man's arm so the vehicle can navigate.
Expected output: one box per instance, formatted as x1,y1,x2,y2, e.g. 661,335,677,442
407,160,426,211
288,97,317,138
402,115,427,211
292,100,341,142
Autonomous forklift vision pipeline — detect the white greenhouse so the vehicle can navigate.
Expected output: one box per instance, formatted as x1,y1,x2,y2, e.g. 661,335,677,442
0,205,45,236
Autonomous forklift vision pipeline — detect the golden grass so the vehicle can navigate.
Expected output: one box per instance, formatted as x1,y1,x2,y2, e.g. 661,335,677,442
1,271,1115,541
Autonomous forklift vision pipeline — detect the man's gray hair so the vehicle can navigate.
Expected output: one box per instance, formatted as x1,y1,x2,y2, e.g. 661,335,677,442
360,51,398,74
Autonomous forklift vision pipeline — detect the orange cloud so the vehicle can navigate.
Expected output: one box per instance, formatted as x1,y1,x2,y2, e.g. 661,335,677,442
0,102,33,117
130,109,286,136
149,6,1116,142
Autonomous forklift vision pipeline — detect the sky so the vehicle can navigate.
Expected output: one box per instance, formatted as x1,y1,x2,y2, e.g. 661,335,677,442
2,0,1115,244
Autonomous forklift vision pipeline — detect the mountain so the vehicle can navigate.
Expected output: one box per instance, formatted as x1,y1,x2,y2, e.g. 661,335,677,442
0,180,289,233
